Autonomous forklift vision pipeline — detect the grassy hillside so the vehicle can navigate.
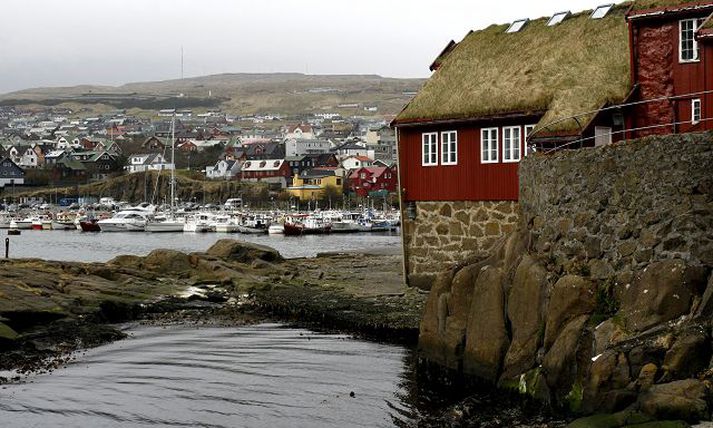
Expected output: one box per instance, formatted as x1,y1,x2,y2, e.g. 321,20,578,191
0,73,425,116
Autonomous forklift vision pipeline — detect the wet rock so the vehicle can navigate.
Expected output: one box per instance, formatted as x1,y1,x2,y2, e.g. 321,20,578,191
694,273,713,318
544,275,596,349
583,351,634,413
143,249,194,274
638,379,710,422
418,269,457,368
501,255,547,380
637,363,659,392
619,260,708,332
662,330,711,380
593,319,627,356
0,322,19,343
566,409,653,428
206,239,283,263
463,265,509,382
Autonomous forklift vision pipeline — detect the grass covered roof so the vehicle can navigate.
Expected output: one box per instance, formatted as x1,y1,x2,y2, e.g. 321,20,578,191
394,4,632,134
629,0,713,12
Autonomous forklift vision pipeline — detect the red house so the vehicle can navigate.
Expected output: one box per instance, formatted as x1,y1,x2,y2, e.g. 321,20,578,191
391,1,713,288
240,159,292,188
348,166,398,197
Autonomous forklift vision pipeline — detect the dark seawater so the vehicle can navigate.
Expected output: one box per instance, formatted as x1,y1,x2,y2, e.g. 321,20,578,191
0,324,418,428
5,229,401,262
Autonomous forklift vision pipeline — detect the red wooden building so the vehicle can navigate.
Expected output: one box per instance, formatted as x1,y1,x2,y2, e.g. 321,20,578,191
348,166,398,197
626,1,713,136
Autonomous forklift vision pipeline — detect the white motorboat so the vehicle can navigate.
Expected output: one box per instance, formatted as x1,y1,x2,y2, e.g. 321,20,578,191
183,212,215,233
14,217,33,230
98,211,150,232
212,214,240,233
268,223,284,234
145,215,185,233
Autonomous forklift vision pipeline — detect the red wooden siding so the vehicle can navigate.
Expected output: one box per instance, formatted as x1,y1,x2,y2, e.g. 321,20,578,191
397,123,528,202
630,14,713,136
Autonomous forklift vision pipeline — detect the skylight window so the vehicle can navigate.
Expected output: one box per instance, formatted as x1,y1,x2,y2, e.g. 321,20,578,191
591,4,614,19
506,19,528,33
547,11,569,26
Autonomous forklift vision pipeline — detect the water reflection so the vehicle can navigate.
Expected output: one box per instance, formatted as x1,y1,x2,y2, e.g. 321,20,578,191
6,229,401,262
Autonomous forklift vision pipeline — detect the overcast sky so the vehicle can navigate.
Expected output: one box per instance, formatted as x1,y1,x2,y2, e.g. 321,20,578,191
1,0,607,94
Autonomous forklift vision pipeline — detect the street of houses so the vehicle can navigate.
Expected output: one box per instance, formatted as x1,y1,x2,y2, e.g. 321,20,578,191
0,107,398,202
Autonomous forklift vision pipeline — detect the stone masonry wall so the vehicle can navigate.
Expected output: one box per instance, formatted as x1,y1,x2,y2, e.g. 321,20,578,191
519,131,713,285
402,200,519,289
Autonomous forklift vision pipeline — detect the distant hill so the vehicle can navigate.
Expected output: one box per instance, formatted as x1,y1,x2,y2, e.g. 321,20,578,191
0,73,425,116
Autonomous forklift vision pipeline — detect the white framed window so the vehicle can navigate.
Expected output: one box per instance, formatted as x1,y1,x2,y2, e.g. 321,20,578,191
422,132,438,166
524,124,536,156
502,126,521,163
481,128,499,164
692,99,702,125
680,19,702,62
441,131,457,165
595,126,613,147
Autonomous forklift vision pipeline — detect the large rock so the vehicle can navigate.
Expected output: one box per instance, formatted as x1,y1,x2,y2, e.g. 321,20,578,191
463,265,509,382
206,239,283,263
418,269,458,368
542,314,590,395
619,260,708,332
638,379,710,422
501,255,548,380
544,275,596,349
583,351,634,414
143,249,195,274
0,321,19,342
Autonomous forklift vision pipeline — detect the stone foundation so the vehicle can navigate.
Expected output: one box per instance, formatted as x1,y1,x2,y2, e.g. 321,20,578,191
401,200,519,289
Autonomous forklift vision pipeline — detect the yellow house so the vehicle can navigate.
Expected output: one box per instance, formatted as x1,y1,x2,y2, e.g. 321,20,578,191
287,170,343,201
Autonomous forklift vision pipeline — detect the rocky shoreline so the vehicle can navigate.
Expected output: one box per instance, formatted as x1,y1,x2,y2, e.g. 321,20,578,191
0,239,426,381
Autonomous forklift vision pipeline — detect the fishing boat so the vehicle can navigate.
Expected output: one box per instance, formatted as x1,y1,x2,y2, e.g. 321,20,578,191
330,212,361,233
51,212,77,230
283,215,331,236
79,217,101,232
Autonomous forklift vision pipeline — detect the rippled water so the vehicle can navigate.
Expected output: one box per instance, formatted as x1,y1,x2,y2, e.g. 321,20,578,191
4,229,401,262
0,324,417,428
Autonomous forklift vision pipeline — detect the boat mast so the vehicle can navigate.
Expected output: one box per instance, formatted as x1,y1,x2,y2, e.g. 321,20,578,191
171,114,176,213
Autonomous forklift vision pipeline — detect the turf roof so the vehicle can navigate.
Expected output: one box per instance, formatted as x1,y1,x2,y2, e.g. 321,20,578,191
394,3,633,134
629,0,713,12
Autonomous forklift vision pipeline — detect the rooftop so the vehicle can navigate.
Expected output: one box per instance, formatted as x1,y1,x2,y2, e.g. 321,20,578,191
393,3,632,134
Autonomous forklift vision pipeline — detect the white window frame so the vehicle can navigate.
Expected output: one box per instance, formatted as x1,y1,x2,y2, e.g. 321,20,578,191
679,19,701,63
421,132,438,166
502,126,521,163
594,126,613,147
440,131,457,165
481,128,499,164
692,99,702,125
524,124,536,156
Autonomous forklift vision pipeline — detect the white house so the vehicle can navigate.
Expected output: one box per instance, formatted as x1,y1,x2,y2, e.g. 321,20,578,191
125,153,175,173
205,159,241,180
19,146,39,168
340,155,374,171
285,124,315,140
284,138,332,157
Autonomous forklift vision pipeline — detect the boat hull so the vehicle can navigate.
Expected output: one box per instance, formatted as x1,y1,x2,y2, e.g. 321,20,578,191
146,222,185,233
51,221,76,231
79,220,101,232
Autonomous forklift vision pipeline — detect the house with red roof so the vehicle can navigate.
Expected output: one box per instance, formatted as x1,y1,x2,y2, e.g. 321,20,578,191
348,166,398,197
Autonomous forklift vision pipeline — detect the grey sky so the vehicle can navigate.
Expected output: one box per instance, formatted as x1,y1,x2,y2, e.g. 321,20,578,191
1,0,607,94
